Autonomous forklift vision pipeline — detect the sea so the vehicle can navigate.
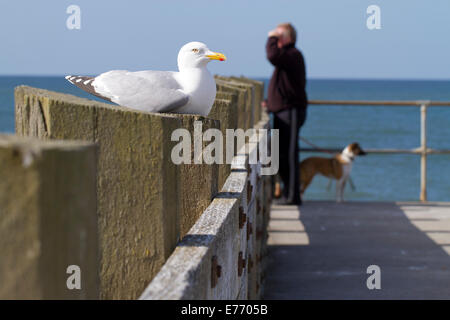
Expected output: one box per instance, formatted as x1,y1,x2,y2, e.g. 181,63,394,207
1,76,450,202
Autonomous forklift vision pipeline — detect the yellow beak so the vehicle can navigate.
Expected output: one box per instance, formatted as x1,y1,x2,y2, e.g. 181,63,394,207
206,51,227,61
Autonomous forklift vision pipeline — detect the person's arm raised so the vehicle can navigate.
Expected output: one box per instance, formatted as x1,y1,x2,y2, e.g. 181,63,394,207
266,33,294,68
266,35,282,66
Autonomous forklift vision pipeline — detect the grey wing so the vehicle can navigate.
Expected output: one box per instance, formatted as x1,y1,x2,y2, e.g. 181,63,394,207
65,75,113,103
92,70,189,113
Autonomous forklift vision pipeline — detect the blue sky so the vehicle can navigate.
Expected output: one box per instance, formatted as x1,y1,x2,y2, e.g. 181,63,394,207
1,0,449,79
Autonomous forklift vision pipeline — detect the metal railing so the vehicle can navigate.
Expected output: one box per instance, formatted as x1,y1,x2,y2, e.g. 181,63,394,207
301,100,450,202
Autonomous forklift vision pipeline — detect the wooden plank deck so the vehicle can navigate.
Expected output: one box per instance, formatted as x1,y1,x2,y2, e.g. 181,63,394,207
263,201,450,299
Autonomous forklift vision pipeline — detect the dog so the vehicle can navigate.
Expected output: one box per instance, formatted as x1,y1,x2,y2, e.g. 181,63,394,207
300,142,367,202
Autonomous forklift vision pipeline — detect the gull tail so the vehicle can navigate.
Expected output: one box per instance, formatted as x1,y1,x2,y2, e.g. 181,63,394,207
65,75,112,103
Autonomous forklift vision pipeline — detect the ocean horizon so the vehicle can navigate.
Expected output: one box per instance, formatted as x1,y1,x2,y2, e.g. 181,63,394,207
1,76,450,202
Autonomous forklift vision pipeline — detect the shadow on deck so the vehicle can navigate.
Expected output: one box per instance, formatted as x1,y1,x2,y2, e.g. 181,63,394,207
263,201,450,299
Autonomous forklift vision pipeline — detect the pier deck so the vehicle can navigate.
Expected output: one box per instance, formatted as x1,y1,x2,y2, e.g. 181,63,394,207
264,201,450,299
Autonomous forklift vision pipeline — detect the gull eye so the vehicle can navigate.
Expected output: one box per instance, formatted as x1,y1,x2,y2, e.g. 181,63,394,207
192,48,199,53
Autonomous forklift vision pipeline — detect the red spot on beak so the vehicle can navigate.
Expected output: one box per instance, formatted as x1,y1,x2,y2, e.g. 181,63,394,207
220,58,224,61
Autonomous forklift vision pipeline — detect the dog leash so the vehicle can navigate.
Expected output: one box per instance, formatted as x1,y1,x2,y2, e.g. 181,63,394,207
299,136,335,155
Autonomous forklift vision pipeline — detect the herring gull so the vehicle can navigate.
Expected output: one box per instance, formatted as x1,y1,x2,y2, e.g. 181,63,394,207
65,42,226,116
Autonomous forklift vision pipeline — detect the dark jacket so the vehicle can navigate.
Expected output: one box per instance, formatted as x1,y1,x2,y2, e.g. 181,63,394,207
266,36,307,113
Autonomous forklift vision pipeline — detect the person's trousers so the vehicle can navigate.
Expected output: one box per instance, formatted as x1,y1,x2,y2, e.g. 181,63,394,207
273,107,306,203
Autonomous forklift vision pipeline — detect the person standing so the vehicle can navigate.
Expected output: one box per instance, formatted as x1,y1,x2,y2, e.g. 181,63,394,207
265,23,307,205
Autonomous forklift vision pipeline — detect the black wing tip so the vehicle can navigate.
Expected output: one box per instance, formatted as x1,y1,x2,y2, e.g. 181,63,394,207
65,75,112,103
65,75,74,83
65,75,93,84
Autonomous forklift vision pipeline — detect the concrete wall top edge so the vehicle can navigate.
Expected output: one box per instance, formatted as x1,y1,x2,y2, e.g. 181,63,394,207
15,86,240,129
212,98,232,105
215,79,245,89
139,243,210,300
140,195,241,300
220,171,248,195
140,166,246,299
15,86,196,120
216,91,237,98
0,133,95,150
234,77,264,86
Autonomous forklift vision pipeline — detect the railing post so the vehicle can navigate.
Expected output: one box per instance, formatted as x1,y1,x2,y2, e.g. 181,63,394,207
420,103,428,202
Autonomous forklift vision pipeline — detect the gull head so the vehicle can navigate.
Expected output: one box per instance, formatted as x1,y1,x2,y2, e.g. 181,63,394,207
177,41,226,71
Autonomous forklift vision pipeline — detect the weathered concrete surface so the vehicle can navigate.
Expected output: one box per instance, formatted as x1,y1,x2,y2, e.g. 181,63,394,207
15,86,183,299
230,77,264,124
0,134,98,299
141,113,271,300
250,112,271,299
140,135,254,300
10,76,265,299
264,201,450,299
140,170,246,300
208,96,238,190
216,77,255,130
177,115,220,238
216,79,248,130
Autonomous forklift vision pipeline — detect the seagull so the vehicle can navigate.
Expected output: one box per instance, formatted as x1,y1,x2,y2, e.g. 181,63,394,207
65,42,226,116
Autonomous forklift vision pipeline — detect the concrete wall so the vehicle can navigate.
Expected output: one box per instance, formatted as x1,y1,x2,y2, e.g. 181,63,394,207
216,76,260,130
177,115,220,238
141,77,271,300
0,135,98,299
208,95,238,190
215,79,249,130
140,112,271,299
8,76,268,300
15,87,220,299
229,77,264,124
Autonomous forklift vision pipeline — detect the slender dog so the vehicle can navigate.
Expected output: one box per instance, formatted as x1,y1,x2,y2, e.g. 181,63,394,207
300,142,367,202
